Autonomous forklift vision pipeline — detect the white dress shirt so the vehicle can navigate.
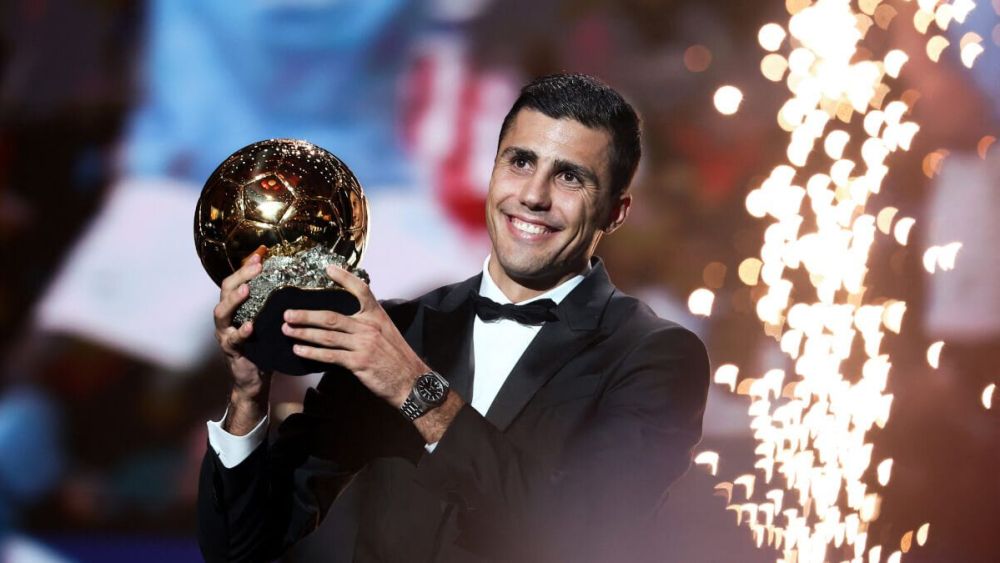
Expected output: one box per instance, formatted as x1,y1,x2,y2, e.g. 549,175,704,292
206,256,587,468
468,257,584,415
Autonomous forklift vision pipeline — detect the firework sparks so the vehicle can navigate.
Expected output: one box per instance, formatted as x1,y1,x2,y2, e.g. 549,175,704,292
926,341,945,369
977,135,997,158
760,23,789,51
959,31,986,66
698,1,980,561
892,216,915,245
696,451,722,476
876,458,894,486
916,522,931,546
715,364,741,392
922,242,963,273
983,384,996,410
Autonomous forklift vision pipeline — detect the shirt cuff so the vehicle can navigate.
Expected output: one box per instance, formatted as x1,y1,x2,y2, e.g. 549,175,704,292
424,441,439,454
206,408,269,469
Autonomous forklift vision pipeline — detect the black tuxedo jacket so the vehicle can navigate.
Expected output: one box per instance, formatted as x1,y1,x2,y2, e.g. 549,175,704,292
198,259,710,562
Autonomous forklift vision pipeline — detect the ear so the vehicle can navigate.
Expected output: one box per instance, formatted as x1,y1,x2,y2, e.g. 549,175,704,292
603,193,632,234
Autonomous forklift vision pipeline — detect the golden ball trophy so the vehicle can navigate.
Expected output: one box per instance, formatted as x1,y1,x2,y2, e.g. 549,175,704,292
194,139,369,375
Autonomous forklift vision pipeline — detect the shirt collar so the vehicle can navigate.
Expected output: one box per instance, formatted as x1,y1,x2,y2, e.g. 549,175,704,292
478,255,588,306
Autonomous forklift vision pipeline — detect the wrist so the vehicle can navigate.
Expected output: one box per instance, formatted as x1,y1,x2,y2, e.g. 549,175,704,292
230,385,268,409
413,392,463,444
231,369,271,401
225,383,270,436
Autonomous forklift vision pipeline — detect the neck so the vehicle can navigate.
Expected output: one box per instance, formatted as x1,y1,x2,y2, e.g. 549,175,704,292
487,255,590,303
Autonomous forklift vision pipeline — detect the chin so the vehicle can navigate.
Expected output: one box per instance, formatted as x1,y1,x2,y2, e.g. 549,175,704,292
496,253,537,276
497,251,565,283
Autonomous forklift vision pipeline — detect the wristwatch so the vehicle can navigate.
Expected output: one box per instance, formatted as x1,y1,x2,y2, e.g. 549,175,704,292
400,370,450,421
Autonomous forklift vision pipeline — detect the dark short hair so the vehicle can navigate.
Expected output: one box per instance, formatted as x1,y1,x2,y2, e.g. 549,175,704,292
498,73,641,199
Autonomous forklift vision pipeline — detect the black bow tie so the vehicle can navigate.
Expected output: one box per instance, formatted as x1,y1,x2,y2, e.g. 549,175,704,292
471,293,559,325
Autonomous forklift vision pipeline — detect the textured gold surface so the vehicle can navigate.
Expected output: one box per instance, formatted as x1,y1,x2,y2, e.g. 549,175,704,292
193,139,368,286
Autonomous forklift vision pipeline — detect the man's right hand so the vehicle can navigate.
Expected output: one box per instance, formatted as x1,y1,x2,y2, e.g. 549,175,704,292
214,252,271,435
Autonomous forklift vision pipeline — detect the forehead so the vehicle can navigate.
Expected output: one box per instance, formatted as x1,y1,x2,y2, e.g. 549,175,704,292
499,109,612,180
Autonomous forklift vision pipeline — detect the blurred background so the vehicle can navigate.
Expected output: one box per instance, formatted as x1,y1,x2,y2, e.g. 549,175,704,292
0,0,997,561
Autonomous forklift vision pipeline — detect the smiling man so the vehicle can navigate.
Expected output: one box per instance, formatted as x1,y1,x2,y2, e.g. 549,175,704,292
198,73,710,563
488,112,623,293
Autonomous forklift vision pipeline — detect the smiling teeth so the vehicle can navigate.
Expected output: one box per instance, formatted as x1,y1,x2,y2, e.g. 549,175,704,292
511,217,551,235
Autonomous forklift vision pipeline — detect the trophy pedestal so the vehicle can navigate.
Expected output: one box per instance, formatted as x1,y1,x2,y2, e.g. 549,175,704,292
241,287,360,376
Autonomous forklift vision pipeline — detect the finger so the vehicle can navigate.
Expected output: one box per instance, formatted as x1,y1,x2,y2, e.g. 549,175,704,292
281,323,354,350
240,245,268,267
292,344,352,368
283,308,365,333
220,321,253,352
221,255,261,294
221,254,262,293
325,264,376,310
214,283,251,330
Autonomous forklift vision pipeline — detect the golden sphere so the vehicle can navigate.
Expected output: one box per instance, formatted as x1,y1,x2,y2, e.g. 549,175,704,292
194,139,368,286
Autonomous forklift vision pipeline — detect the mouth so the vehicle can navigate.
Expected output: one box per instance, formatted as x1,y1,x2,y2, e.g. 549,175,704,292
505,213,560,239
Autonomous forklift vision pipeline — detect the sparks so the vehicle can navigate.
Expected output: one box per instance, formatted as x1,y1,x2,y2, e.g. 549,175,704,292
701,1,978,561
695,451,721,476
983,384,996,410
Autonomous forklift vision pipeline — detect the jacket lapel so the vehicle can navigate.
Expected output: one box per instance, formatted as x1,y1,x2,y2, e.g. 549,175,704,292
419,275,480,401
485,259,616,431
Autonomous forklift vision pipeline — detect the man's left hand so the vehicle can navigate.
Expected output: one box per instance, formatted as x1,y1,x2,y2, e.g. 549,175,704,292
282,264,428,410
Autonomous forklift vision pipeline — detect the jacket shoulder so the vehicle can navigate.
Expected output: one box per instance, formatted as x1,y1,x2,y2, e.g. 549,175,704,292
605,289,702,343
603,289,710,381
600,291,711,401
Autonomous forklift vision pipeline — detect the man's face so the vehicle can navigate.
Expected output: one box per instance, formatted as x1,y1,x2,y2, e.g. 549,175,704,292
486,109,629,287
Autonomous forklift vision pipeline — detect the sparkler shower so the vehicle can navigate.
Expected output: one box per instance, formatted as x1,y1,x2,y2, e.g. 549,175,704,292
692,1,994,562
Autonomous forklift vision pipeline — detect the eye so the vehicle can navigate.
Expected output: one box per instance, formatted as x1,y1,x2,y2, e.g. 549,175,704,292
509,155,533,174
558,171,582,185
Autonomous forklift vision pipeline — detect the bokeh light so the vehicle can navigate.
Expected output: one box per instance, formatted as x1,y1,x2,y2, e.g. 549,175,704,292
714,85,745,115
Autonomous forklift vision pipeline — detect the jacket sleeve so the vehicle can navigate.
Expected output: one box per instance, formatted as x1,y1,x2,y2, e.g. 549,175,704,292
196,366,424,562
412,325,710,562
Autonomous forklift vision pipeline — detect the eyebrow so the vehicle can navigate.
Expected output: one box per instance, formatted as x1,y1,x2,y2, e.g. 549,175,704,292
501,146,537,163
500,146,600,186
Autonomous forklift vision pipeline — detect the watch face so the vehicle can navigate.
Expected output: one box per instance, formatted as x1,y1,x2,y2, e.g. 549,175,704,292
415,373,447,404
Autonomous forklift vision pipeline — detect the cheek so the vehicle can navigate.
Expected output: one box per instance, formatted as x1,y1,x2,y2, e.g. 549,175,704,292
485,188,509,235
487,180,520,219
485,183,499,215
486,177,507,207
560,194,600,234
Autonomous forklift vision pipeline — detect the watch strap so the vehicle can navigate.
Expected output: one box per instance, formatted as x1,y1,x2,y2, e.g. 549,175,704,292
400,397,425,421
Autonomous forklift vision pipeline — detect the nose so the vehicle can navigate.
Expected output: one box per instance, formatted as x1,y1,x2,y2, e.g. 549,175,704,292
518,174,551,211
